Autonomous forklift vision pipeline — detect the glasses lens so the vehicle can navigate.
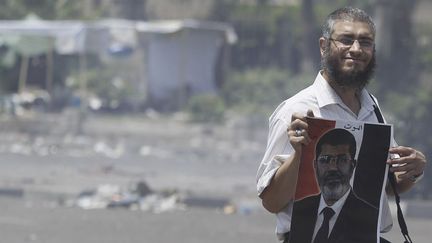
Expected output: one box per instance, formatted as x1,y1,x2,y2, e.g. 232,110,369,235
338,37,354,46
331,37,374,49
337,155,350,164
318,155,331,164
359,40,374,48
317,155,350,166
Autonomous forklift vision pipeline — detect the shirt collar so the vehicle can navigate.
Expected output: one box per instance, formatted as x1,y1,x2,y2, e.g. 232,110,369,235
313,71,375,113
359,88,376,113
313,71,343,108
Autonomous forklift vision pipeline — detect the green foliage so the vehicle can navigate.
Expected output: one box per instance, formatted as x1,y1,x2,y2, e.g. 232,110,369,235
420,50,432,68
86,71,132,103
0,0,103,20
384,88,432,143
415,23,432,71
210,2,302,70
185,68,313,124
186,94,225,123
0,55,19,92
222,68,313,116
383,88,432,196
65,55,137,109
210,0,374,72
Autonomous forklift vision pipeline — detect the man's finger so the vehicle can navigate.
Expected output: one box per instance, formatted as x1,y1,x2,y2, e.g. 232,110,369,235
306,109,315,117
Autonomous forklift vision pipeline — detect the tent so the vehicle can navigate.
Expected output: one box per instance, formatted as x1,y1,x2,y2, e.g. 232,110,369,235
0,17,237,110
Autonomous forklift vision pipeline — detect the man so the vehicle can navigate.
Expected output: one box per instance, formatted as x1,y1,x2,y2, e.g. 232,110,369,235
256,6,427,242
289,128,378,243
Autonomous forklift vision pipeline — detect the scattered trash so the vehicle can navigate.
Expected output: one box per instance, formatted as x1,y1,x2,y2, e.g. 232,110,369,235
0,112,269,216
75,181,185,213
180,195,230,209
0,187,24,198
223,204,237,215
72,181,261,215
93,140,125,159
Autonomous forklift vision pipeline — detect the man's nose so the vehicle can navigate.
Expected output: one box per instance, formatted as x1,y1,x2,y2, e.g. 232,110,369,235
327,158,339,169
349,39,362,52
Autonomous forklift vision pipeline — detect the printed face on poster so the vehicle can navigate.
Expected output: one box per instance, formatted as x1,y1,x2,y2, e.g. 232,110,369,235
288,117,392,243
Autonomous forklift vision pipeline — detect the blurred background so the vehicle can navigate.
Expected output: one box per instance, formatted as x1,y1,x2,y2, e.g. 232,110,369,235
0,0,430,243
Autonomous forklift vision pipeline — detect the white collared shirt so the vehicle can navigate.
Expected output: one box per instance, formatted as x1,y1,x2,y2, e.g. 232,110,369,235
312,189,351,241
256,71,394,241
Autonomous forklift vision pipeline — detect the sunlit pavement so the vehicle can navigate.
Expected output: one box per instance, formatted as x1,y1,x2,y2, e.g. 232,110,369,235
0,196,430,243
382,199,432,242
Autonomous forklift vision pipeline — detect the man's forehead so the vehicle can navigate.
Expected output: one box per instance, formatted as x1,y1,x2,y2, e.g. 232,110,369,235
332,20,374,38
320,144,351,154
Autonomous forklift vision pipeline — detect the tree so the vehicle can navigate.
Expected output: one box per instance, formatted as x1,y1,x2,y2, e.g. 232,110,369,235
372,0,432,198
99,0,147,20
374,0,418,95
300,0,321,72
0,0,100,20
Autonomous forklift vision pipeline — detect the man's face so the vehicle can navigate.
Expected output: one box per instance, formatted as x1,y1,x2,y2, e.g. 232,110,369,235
315,144,355,204
321,21,375,89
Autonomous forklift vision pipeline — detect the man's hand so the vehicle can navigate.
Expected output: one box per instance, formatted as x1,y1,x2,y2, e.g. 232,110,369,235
287,109,315,153
387,146,427,183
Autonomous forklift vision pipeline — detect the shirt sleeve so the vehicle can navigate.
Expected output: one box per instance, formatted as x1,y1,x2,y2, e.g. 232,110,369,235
256,115,294,196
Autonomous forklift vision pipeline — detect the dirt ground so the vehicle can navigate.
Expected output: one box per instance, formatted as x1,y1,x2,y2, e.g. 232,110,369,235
0,194,430,243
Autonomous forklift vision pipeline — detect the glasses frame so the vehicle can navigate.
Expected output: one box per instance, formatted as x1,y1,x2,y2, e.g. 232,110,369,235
316,154,354,167
328,37,375,50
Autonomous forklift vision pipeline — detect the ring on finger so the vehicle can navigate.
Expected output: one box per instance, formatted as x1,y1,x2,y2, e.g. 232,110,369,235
410,172,424,183
295,129,302,137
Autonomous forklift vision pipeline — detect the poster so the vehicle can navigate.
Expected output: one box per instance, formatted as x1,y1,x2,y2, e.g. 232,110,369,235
288,117,392,243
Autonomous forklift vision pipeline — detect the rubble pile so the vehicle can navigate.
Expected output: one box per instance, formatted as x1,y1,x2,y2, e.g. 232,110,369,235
73,181,245,214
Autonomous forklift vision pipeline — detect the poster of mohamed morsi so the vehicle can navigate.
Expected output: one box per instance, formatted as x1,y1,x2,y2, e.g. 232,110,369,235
288,117,392,243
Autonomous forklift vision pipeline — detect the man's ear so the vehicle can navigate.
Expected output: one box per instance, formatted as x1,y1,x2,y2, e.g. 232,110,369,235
319,37,327,56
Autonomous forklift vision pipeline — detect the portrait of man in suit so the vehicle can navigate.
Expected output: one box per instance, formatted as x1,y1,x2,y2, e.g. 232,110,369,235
289,128,379,243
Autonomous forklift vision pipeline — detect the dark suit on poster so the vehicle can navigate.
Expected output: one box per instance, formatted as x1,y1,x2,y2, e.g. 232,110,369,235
289,190,379,243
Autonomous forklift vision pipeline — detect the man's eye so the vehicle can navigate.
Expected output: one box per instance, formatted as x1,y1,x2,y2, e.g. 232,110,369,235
359,40,373,47
339,38,354,45
318,156,330,164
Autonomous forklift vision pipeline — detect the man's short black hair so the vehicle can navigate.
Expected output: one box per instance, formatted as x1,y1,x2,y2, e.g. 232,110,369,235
315,128,357,160
322,6,376,39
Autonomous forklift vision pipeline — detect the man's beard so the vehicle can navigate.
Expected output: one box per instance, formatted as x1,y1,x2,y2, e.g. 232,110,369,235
319,171,351,202
322,46,376,90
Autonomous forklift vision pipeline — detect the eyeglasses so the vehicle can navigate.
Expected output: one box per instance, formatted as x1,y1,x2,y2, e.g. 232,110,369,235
317,154,353,167
329,37,374,50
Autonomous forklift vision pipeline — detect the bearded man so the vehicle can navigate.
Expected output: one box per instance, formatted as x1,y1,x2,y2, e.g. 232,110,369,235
256,6,427,243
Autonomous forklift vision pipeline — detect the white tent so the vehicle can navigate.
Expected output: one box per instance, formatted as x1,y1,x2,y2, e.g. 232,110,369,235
136,19,236,109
